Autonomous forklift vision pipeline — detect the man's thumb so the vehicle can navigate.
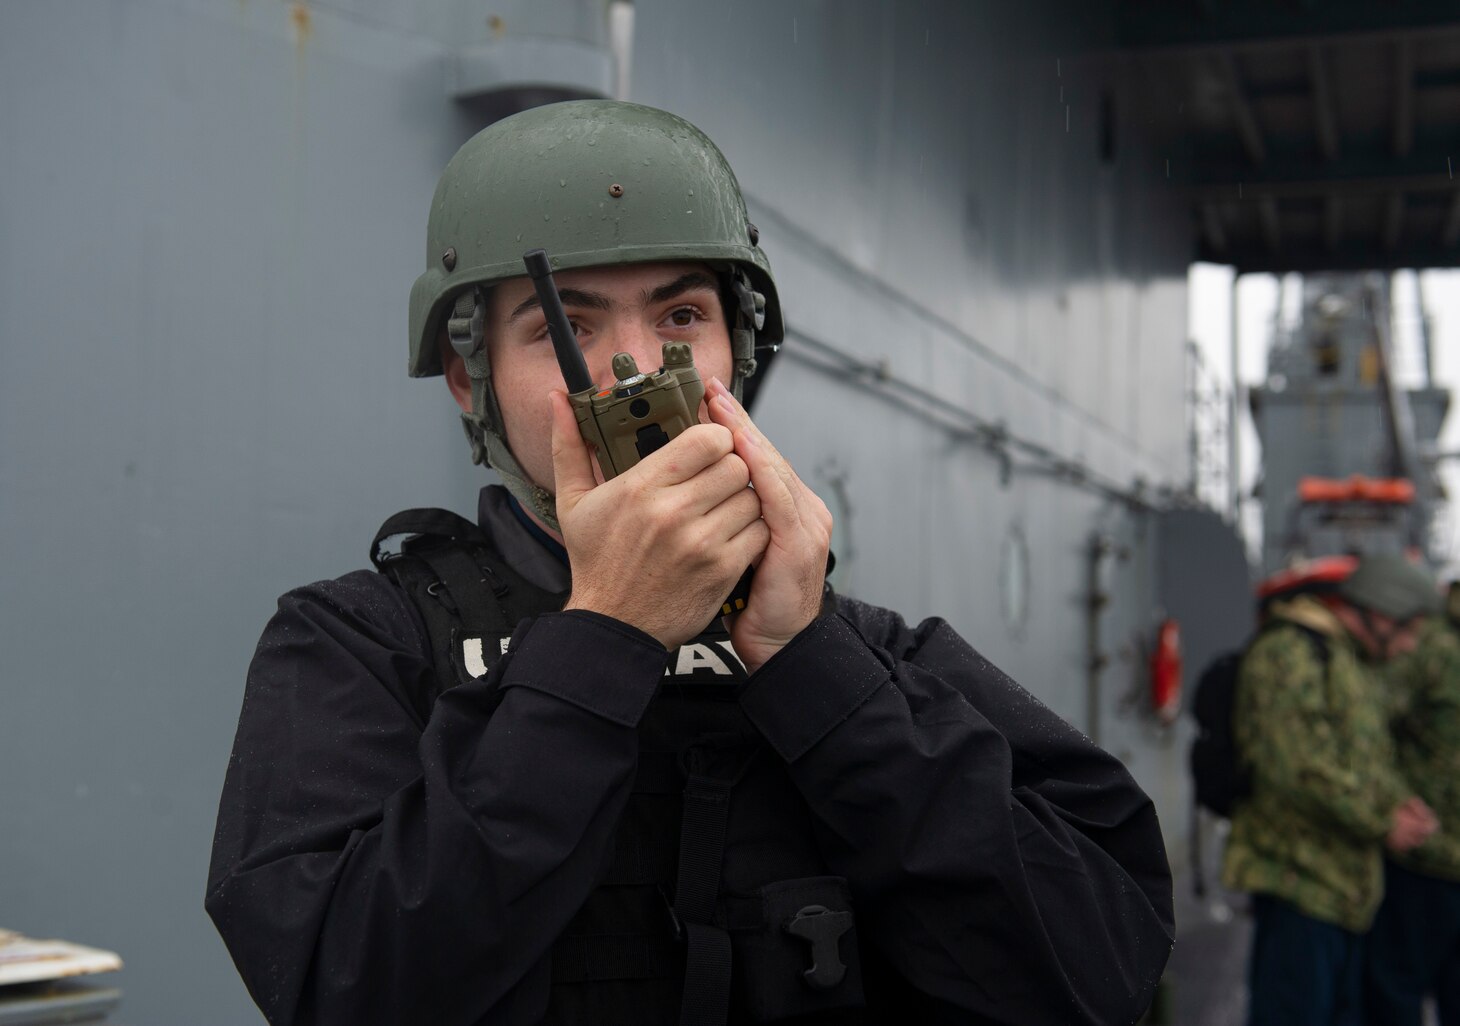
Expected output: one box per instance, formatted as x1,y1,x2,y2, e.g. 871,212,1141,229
549,390,596,510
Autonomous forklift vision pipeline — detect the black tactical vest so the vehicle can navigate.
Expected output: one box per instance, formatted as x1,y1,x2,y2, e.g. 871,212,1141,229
371,509,867,1026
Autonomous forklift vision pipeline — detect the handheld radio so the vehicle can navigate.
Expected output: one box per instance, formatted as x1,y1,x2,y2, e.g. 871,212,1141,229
522,249,753,616
523,249,704,480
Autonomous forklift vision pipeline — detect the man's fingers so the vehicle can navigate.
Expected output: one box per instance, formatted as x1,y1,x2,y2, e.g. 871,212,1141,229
708,378,809,504
707,377,782,459
705,486,763,538
640,423,735,486
549,390,597,510
706,385,804,536
736,425,805,535
680,453,752,517
725,516,771,566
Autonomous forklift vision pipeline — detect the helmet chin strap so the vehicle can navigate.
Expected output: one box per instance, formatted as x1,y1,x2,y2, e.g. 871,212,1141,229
452,270,768,536
727,267,767,401
461,410,561,530
447,286,563,530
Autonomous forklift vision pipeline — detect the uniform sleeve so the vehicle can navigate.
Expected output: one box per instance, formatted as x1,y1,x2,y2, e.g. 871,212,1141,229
737,598,1174,1026
1393,622,1460,874
204,572,670,1026
1236,630,1403,844
1396,622,1460,785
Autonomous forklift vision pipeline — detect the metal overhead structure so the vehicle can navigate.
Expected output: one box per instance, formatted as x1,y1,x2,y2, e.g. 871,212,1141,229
1118,0,1460,273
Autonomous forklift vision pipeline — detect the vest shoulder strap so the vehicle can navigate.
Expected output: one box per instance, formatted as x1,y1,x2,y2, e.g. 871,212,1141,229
371,507,566,707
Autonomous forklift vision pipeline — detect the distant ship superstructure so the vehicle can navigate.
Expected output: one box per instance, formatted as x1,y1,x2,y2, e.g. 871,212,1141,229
1251,274,1449,574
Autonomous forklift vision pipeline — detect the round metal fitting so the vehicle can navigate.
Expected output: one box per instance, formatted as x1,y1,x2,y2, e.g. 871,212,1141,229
747,222,760,246
442,247,457,271
608,183,625,198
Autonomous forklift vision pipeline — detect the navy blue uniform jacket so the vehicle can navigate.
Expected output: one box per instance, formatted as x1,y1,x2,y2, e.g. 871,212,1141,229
206,487,1173,1025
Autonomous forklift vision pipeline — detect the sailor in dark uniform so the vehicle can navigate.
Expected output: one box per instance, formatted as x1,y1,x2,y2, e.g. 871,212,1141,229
206,99,1173,1026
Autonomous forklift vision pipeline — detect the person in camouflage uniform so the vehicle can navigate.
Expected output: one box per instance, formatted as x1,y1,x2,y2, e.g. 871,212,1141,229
1365,582,1460,1026
1223,553,1440,1026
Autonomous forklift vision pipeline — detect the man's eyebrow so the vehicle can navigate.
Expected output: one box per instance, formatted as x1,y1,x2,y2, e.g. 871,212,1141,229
645,272,721,306
507,287,612,324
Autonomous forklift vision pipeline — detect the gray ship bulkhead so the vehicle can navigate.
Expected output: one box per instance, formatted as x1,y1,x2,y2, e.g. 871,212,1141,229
2,2,1249,1023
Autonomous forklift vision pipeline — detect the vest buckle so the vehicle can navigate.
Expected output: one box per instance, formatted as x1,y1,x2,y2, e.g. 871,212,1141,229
784,904,852,991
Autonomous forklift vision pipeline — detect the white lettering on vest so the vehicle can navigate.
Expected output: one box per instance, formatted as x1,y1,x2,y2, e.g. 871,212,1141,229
714,640,747,673
462,637,488,679
663,642,738,677
463,635,743,681
461,636,512,679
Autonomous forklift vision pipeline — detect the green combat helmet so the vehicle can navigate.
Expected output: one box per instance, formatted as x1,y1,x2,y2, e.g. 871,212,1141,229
408,100,784,528
1338,553,1441,622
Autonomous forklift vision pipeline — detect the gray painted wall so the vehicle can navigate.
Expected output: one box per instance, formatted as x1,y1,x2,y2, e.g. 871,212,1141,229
0,3,1198,1022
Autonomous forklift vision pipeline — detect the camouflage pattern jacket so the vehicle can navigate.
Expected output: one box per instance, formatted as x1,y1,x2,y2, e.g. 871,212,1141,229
1221,596,1411,932
1383,615,1460,882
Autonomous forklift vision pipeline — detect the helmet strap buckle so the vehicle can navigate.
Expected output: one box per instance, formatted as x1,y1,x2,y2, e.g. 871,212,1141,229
460,412,490,466
447,287,487,359
731,274,766,331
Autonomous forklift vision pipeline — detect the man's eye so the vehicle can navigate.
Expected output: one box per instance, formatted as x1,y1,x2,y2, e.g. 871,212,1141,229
665,307,700,328
537,319,588,341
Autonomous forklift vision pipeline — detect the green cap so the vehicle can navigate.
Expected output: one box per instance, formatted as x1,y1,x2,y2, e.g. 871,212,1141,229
1338,554,1440,621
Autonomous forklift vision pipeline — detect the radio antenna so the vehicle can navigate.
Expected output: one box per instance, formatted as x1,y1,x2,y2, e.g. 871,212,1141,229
523,249,593,394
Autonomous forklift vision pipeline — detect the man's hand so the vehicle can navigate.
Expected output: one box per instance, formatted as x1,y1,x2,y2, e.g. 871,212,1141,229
705,378,833,674
550,389,769,651
1386,796,1440,853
